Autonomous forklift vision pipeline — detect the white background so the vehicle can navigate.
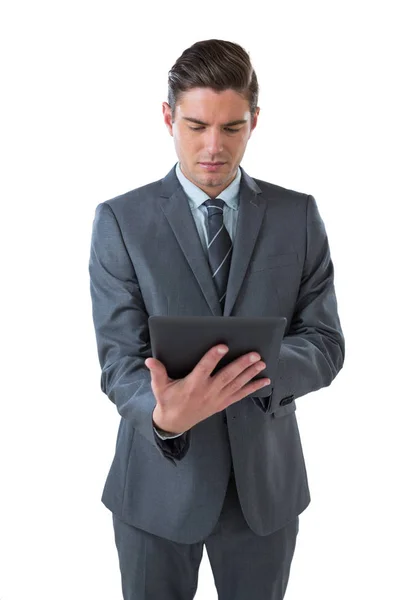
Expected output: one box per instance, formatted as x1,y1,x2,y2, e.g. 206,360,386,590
1,1,399,598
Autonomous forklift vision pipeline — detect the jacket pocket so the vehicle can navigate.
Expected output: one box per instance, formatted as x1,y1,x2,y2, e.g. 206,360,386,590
272,400,297,418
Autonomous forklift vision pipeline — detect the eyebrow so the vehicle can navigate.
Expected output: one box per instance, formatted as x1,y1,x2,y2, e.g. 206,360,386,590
182,117,247,127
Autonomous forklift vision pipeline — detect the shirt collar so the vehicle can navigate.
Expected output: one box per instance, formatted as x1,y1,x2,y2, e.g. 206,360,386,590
175,161,241,211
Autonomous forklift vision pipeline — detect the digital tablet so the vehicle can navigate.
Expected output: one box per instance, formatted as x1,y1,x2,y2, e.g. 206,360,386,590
148,316,287,398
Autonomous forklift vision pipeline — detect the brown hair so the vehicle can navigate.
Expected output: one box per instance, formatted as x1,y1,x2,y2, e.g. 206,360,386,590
167,39,259,124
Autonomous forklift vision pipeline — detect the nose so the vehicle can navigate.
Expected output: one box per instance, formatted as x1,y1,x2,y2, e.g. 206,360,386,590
204,128,224,155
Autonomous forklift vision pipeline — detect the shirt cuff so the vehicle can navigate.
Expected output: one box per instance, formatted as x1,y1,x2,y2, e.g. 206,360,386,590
153,425,186,440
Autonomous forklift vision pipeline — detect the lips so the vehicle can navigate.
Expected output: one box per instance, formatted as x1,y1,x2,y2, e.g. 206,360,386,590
199,162,225,171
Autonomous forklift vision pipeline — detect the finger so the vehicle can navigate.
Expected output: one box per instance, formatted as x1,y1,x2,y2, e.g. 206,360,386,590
215,350,262,390
191,344,229,380
227,377,271,408
226,361,269,395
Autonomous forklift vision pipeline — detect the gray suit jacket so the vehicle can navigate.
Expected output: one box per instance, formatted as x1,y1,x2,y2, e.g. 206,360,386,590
89,163,345,544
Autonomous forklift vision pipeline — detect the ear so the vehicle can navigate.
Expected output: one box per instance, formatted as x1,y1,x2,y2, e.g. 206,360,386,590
249,107,260,136
162,102,173,136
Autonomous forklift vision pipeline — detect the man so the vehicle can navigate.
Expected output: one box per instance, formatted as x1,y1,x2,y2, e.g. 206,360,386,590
89,39,345,600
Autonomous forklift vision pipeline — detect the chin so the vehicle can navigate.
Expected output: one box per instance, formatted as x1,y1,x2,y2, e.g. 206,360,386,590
200,173,224,183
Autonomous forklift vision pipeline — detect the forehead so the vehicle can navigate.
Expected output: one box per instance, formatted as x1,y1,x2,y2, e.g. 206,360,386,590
176,87,250,122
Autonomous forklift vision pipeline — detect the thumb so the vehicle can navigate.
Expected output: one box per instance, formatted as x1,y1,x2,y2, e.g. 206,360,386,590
145,358,167,383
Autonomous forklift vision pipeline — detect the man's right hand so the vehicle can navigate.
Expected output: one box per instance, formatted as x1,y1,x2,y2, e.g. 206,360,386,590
146,345,270,435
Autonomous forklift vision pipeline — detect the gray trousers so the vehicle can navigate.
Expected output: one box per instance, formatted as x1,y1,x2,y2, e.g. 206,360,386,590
112,472,299,600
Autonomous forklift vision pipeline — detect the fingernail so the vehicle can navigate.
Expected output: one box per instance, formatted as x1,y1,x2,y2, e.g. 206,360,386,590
218,347,228,354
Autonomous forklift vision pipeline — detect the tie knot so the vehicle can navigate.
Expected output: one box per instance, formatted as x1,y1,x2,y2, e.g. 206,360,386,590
203,198,224,213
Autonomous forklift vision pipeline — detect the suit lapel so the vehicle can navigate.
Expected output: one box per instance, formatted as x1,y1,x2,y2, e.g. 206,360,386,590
159,164,266,316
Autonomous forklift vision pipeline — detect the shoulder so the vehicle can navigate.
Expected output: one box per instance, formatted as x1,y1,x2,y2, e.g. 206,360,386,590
250,174,310,203
102,177,163,214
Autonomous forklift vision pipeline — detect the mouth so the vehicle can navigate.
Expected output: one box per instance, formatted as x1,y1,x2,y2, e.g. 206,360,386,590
199,162,226,171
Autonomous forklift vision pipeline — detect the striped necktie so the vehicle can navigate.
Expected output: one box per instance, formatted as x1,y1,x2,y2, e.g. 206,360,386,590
203,198,233,311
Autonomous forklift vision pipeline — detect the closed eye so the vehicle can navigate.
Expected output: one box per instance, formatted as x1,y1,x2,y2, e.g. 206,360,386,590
189,126,240,133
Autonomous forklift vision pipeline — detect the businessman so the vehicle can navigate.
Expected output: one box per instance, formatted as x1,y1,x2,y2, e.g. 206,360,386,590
89,38,345,600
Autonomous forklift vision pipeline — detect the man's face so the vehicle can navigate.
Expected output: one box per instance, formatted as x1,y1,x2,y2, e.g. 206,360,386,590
162,87,260,198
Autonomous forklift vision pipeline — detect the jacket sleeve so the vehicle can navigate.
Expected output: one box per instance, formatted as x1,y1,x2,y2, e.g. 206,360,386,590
88,201,191,465
254,194,345,414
